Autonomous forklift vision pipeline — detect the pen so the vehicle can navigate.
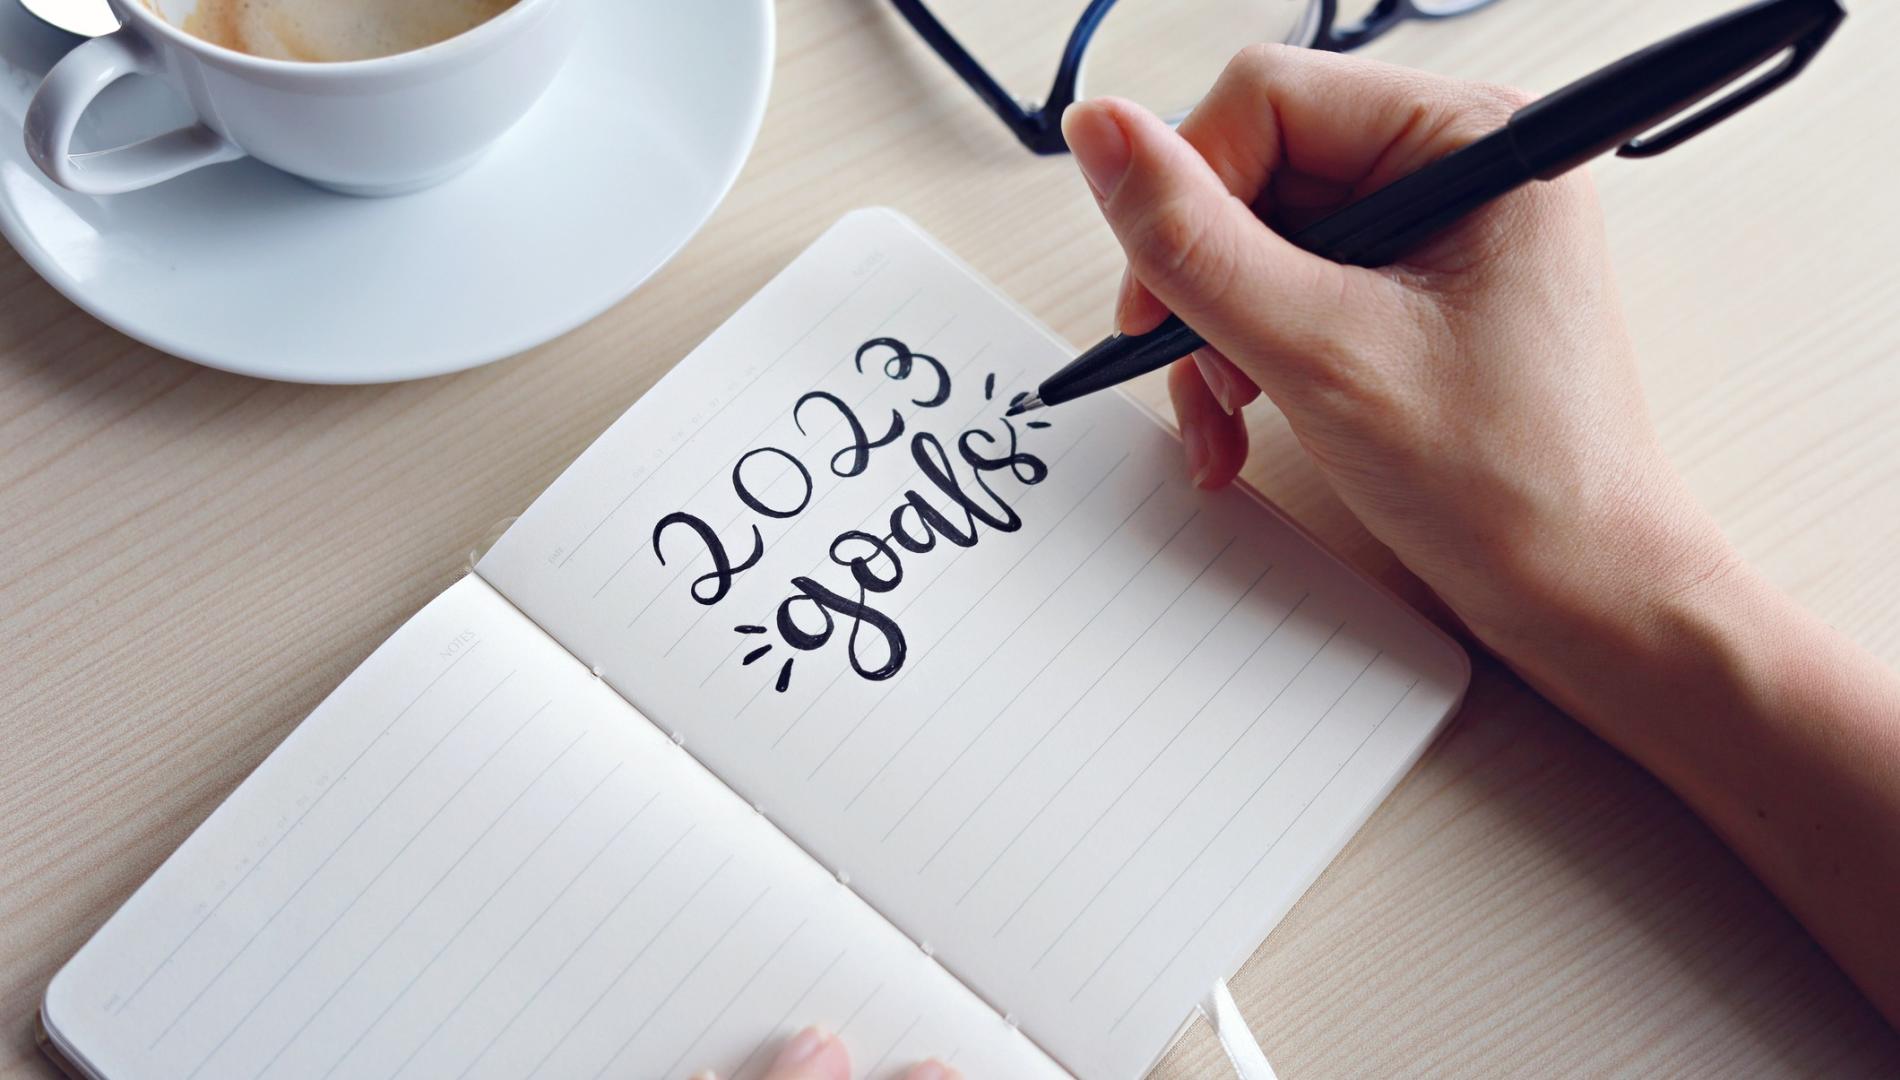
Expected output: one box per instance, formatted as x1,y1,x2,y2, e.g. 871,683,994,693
1007,0,1846,417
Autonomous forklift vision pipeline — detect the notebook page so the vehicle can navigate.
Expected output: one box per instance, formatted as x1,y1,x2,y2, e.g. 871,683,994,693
45,574,1063,1080
478,208,1471,1078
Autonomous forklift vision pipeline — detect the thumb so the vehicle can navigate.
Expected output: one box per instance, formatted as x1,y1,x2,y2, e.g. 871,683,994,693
1062,97,1391,398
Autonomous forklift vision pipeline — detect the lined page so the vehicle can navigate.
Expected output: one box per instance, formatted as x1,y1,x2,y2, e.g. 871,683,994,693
45,575,1064,1080
479,208,1471,1078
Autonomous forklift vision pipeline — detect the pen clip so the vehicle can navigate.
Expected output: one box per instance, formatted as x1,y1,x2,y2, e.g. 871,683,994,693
1619,19,1840,159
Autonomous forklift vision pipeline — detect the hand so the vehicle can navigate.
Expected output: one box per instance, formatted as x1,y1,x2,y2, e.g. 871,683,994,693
695,1025,960,1080
1061,45,1900,1026
1059,44,1734,683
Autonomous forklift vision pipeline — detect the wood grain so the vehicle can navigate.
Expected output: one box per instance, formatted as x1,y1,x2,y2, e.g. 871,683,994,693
3,0,1897,1075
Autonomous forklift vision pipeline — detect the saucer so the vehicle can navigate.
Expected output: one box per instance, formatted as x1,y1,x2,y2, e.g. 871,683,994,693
0,0,773,383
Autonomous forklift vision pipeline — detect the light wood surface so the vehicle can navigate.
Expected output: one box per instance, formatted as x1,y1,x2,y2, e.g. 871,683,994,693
4,0,1898,1075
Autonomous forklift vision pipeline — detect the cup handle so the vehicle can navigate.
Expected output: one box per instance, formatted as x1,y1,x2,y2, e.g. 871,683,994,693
24,27,245,195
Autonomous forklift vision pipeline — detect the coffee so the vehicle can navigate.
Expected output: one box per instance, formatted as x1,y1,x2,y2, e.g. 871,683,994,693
152,0,520,62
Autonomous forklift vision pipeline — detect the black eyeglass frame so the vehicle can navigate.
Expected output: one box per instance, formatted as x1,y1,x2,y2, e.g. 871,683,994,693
888,0,1505,154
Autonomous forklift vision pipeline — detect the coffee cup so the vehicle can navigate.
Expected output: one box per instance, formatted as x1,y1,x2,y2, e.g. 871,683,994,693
24,0,576,196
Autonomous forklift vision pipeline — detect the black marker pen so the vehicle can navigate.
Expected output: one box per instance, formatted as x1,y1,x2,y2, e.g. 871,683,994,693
1007,0,1844,416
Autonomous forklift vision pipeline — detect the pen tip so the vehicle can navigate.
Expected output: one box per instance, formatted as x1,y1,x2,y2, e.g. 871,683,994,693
1005,393,1044,417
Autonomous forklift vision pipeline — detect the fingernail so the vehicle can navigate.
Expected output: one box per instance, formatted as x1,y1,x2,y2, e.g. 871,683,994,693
1194,351,1241,416
1183,423,1211,488
1062,102,1131,200
771,1027,828,1069
689,1072,717,1080
1113,266,1134,327
906,1062,949,1080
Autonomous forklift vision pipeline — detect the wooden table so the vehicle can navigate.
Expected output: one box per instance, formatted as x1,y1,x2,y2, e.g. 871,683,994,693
4,0,1897,1075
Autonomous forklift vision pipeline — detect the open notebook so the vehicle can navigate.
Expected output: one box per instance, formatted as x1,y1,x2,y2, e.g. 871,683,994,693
43,209,1469,1080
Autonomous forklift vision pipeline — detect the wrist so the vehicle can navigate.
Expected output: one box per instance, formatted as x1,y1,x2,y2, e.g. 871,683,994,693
1473,476,1747,725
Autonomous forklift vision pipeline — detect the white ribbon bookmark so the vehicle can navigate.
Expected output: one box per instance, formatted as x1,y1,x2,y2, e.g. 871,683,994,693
1203,978,1279,1080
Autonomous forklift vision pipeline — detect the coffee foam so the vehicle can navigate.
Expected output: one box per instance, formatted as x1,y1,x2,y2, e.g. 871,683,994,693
151,0,519,62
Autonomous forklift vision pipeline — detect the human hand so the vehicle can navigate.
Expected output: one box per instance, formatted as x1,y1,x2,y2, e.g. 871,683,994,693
1059,45,1736,692
1060,42,1900,1032
695,1025,960,1080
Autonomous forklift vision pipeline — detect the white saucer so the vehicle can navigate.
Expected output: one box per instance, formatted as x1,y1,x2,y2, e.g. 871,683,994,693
0,0,773,383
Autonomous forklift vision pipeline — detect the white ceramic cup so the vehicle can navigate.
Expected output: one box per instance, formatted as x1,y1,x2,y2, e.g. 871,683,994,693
24,0,577,196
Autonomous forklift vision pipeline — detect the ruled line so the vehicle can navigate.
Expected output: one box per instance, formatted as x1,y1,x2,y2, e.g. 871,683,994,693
1105,678,1421,1031
235,708,582,1079
589,885,774,1079
1062,651,1386,997
768,424,1099,752
892,504,1201,857
316,785,662,1080
261,762,623,1077
698,435,966,693
590,282,921,598
379,811,688,1080
610,306,967,619
728,948,849,1080
658,917,810,1080
835,980,884,1039
992,595,1315,941
150,668,518,1050
632,317,976,632
914,517,1214,874
736,343,1001,598
669,350,1010,666
863,1014,925,1078
114,642,484,1017
1047,617,1330,944
672,288,925,518
500,852,732,1080
851,469,1159,821
559,267,887,569
947,540,1242,903
805,422,1140,794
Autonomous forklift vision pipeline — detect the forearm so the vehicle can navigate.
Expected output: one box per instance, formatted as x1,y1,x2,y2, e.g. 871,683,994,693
1509,548,1900,1022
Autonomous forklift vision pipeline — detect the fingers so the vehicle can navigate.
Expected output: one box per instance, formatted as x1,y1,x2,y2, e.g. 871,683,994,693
1174,45,1558,273
1192,346,1258,418
1063,96,1384,399
1169,356,1248,490
902,1060,962,1080
757,1027,852,1080
1069,46,1543,497
1113,264,1170,335
1177,43,1529,208
1067,45,1536,415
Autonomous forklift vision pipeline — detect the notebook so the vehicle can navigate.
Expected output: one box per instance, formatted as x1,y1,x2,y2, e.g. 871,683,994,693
41,209,1469,1080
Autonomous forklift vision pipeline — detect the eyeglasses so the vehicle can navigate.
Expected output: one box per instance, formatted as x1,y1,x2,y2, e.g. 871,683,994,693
889,0,1506,154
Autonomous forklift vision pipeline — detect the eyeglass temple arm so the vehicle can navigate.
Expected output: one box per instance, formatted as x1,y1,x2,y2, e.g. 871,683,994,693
1319,0,1506,54
887,0,1056,152
1319,0,1399,52
1037,0,1120,150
